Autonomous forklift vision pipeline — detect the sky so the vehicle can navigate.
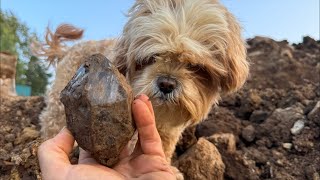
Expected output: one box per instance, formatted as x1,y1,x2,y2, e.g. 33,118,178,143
1,0,319,44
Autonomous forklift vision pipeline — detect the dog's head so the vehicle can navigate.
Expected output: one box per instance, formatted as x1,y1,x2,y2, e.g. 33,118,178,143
114,0,249,125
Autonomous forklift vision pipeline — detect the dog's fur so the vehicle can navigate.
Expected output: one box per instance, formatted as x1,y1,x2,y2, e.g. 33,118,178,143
36,0,248,165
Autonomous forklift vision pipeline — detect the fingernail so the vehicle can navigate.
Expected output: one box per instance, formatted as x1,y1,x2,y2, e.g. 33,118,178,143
134,94,142,99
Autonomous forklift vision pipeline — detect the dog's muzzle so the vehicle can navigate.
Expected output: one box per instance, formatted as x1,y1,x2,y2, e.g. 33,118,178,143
157,76,177,94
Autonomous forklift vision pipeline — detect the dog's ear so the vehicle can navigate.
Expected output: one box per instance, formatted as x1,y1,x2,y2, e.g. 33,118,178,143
220,13,249,93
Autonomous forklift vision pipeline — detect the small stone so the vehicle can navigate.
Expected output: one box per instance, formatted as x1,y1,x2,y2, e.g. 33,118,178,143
275,159,284,167
293,138,314,153
176,126,197,155
16,110,22,116
174,138,225,180
290,120,305,135
307,101,320,125
241,125,255,142
249,110,269,123
4,134,15,142
206,133,236,154
0,149,10,161
282,143,293,150
313,172,320,180
15,127,40,144
61,54,135,167
11,155,23,165
3,126,12,133
4,142,13,151
249,91,262,107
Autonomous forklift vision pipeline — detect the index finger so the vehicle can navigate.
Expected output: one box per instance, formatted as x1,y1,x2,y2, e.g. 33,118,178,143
132,98,165,158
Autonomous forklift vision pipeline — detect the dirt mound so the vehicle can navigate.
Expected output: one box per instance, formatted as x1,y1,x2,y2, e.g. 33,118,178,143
0,96,44,179
0,36,319,179
176,36,320,180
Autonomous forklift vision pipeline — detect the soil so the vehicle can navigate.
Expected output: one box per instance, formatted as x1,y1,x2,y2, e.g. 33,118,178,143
0,36,319,180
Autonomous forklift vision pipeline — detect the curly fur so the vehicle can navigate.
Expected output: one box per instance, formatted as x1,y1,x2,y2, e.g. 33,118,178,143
35,0,249,177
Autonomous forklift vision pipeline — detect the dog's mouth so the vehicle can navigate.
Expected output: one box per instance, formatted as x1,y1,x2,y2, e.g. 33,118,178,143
149,86,181,106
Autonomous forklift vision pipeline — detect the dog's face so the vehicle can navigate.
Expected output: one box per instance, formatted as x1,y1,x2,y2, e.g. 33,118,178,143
114,0,249,125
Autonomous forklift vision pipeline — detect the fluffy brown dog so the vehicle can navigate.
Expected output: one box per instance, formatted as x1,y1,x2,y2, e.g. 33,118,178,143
36,0,248,169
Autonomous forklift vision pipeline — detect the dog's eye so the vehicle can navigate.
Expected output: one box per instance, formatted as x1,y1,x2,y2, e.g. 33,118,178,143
186,63,212,82
135,56,156,71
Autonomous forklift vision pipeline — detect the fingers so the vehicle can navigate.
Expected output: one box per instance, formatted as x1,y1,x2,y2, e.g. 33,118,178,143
132,95,165,158
38,127,74,178
135,94,154,117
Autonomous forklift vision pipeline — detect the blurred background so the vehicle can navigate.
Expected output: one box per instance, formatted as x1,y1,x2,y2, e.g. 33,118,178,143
0,0,319,96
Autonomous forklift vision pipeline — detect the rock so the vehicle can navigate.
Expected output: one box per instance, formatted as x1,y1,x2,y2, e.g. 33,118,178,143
292,137,314,153
307,101,320,125
60,54,135,167
207,133,236,154
304,165,320,180
0,149,10,161
4,134,15,142
174,138,225,180
249,110,269,123
175,126,197,156
242,125,256,142
15,127,40,144
282,143,293,150
4,142,13,151
247,148,268,165
258,106,305,146
196,107,242,139
290,120,305,135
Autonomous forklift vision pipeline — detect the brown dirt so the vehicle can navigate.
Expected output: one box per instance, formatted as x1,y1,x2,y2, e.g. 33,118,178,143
0,36,319,180
177,36,320,180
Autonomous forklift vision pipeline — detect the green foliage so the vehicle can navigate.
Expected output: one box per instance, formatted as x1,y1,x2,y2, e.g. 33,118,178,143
0,10,51,95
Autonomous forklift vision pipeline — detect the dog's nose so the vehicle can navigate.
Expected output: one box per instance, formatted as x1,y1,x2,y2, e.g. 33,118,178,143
157,77,177,94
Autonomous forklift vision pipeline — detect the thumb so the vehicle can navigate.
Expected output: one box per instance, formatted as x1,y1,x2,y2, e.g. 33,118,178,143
132,97,165,158
38,127,75,179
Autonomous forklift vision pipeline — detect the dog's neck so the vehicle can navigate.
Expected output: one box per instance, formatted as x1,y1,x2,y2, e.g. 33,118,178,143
153,105,191,162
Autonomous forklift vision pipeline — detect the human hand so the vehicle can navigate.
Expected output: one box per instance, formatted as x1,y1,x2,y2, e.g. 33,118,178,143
38,94,175,180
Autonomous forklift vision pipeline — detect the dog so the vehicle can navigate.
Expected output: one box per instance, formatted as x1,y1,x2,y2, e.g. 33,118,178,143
35,0,248,175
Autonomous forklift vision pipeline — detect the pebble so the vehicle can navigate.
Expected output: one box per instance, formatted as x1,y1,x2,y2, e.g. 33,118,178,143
290,120,305,135
307,101,320,125
4,142,13,151
282,143,293,150
4,134,15,142
15,127,39,144
249,110,269,123
242,125,256,142
16,110,22,116
0,149,10,161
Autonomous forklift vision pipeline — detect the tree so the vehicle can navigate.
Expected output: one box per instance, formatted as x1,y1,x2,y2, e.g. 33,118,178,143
0,10,51,95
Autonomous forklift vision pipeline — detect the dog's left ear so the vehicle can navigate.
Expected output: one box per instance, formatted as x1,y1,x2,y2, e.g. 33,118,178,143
220,13,249,93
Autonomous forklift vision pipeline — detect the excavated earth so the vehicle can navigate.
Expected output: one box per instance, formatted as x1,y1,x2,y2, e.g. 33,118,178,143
0,36,319,180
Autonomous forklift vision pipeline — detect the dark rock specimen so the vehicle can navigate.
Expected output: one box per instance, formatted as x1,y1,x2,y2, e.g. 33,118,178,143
60,54,135,167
